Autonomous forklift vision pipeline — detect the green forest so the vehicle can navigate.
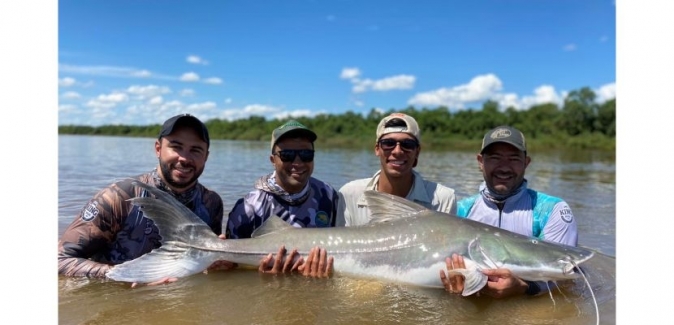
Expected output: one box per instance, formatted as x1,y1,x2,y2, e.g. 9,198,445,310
58,87,615,152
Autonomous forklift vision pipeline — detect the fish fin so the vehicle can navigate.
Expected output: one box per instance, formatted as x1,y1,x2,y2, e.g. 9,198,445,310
105,181,220,283
448,258,488,296
106,246,217,283
362,190,428,223
128,181,219,243
252,216,294,237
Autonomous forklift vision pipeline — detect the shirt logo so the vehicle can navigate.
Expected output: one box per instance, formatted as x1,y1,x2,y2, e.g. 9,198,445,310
82,202,99,222
315,211,330,227
560,207,573,223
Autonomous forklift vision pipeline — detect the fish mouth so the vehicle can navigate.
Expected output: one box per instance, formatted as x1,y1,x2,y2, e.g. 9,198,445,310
562,250,595,276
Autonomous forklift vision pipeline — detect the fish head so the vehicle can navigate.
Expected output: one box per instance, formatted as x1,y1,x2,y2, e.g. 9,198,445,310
466,232,595,282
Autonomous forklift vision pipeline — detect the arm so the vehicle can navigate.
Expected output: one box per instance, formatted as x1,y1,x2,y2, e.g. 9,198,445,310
225,197,255,239
58,187,124,278
335,191,347,227
541,202,578,247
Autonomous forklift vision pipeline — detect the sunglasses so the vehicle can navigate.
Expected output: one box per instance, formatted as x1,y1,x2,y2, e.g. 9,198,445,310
378,138,419,151
274,149,315,162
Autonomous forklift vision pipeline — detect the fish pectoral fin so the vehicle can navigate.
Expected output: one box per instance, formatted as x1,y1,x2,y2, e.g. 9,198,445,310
447,268,488,297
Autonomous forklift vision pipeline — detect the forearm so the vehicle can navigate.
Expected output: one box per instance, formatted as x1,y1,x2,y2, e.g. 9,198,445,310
58,254,112,278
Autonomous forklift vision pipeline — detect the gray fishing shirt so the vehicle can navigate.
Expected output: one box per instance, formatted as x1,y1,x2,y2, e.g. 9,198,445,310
226,173,339,239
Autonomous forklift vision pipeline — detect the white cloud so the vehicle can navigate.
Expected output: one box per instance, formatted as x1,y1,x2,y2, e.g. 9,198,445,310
563,43,577,51
186,101,217,112
126,85,171,99
354,74,416,93
340,67,361,79
180,89,195,97
180,72,200,82
148,96,163,105
59,77,76,87
61,91,81,99
97,92,128,102
131,70,151,77
215,104,282,121
84,92,129,110
244,104,280,115
407,74,503,109
58,104,78,112
203,77,223,84
59,64,162,79
187,55,209,65
497,85,564,110
596,82,616,103
273,109,315,120
341,67,415,93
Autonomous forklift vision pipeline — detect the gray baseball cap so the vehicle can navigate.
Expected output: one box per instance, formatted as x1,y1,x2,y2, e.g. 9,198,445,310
481,125,526,153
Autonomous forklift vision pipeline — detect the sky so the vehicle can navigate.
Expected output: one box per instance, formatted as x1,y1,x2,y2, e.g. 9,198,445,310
6,0,674,323
57,0,616,126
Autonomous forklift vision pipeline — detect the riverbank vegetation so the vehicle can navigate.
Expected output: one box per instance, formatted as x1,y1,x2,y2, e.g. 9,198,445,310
59,87,615,152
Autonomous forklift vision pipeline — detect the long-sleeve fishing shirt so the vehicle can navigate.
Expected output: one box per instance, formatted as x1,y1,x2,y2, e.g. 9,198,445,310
226,173,339,239
336,170,457,227
457,180,578,295
58,171,223,278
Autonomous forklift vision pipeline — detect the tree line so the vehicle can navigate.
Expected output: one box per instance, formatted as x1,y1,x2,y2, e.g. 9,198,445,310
58,87,615,151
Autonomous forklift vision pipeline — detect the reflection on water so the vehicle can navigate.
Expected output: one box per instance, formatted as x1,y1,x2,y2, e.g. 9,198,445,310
58,135,616,325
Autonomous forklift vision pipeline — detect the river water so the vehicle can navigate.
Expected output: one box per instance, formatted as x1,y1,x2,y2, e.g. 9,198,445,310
58,135,616,325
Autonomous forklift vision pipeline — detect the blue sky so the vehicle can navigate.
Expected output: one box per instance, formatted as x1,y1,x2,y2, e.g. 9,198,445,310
58,0,616,126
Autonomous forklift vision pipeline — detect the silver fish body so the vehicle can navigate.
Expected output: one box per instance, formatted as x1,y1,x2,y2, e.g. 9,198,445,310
106,181,594,295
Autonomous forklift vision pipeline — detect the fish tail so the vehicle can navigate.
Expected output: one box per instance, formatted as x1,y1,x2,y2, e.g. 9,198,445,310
105,181,220,283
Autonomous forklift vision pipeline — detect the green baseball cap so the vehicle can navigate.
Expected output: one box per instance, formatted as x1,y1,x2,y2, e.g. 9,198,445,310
270,120,317,150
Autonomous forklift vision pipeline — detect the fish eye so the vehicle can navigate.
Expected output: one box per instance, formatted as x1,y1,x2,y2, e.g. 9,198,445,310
530,239,538,244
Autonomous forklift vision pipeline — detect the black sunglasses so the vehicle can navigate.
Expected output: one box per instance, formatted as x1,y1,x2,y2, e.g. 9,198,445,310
378,138,419,151
274,149,315,162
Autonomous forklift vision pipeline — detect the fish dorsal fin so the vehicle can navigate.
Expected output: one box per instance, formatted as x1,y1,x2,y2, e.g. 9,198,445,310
362,190,429,224
252,216,294,237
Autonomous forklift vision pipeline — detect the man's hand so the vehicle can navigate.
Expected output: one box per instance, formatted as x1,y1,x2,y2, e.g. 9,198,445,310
258,245,333,278
439,253,528,298
479,268,528,298
297,247,333,278
204,234,238,273
439,253,466,294
130,277,178,289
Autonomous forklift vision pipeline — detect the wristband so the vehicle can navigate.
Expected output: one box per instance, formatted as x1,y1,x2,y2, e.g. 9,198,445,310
524,280,541,296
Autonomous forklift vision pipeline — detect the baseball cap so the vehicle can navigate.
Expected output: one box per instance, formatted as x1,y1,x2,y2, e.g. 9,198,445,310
480,125,526,153
270,120,317,150
375,113,421,142
158,114,210,147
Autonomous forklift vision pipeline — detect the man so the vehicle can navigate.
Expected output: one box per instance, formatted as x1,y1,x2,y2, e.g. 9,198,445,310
226,120,339,276
58,114,230,285
337,112,457,226
440,125,579,298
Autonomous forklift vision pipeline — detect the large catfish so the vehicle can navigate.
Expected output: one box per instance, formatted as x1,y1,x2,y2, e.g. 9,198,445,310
107,181,594,296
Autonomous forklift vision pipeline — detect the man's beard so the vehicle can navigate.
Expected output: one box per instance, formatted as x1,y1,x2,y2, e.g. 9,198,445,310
159,160,203,189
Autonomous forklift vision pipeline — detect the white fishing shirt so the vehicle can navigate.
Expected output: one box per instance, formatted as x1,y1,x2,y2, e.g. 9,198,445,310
457,183,578,247
336,170,457,227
